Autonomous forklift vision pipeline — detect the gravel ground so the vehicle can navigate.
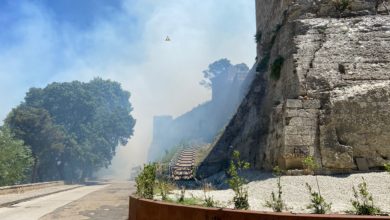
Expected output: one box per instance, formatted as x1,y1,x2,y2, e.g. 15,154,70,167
170,172,390,214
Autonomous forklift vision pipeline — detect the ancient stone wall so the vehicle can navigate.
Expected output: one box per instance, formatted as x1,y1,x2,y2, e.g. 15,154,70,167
197,0,390,177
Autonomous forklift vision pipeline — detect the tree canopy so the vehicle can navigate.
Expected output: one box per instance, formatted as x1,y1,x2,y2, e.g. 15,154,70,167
5,78,136,182
200,58,232,89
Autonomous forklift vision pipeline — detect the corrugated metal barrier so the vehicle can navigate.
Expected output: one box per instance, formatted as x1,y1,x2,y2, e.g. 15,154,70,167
129,196,389,220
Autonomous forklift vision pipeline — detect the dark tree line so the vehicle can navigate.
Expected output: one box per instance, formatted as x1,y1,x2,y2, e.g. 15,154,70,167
4,78,135,183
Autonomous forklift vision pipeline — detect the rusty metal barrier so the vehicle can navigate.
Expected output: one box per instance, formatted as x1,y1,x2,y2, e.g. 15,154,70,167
129,196,389,220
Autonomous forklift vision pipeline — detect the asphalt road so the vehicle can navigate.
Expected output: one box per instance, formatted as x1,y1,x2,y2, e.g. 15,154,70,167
0,181,135,220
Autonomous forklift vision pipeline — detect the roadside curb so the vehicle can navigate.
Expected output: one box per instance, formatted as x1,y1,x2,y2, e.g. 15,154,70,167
0,185,83,208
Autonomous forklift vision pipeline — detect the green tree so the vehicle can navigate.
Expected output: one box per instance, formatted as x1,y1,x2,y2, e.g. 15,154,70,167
5,106,66,182
200,59,232,89
0,127,33,186
6,78,136,182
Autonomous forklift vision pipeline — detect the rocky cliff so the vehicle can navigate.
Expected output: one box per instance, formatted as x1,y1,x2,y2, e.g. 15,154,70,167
148,59,251,161
198,0,390,177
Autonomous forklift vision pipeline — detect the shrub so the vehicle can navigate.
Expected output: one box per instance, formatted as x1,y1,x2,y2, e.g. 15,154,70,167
254,30,262,44
256,54,270,72
270,56,284,80
275,24,283,33
306,183,332,214
156,179,172,201
350,177,381,215
384,163,390,173
332,0,352,13
178,186,186,203
203,182,215,207
0,127,33,186
227,150,250,210
135,163,156,199
265,166,286,212
302,156,318,174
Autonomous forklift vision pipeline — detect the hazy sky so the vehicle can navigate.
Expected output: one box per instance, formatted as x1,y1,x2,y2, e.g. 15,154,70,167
0,0,256,177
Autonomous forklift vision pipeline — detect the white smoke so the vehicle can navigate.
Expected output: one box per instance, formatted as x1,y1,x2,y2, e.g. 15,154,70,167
0,0,256,179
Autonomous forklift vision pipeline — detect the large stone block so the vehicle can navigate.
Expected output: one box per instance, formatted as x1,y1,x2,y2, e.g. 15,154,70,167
286,99,303,108
303,99,321,109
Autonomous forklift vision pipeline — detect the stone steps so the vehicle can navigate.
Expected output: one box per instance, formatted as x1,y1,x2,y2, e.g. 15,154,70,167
170,147,199,180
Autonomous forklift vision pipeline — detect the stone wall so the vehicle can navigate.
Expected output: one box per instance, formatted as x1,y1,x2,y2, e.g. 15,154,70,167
279,99,321,170
197,0,390,177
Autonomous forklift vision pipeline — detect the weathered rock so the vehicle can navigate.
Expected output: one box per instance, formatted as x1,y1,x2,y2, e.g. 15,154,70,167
197,0,390,178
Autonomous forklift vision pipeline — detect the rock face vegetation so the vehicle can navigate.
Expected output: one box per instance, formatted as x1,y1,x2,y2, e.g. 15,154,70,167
198,0,390,177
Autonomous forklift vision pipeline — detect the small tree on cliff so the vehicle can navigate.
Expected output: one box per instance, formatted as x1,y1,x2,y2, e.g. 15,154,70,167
227,150,250,210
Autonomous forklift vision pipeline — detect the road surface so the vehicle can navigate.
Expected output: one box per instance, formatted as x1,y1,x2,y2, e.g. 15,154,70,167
0,181,135,220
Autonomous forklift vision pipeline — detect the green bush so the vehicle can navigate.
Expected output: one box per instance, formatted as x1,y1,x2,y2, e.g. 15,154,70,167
0,127,33,186
135,163,156,199
256,54,270,72
204,196,215,207
227,150,250,210
265,166,286,212
384,163,390,173
302,156,318,174
156,179,172,201
306,183,332,214
254,30,262,44
350,177,381,215
178,186,186,203
270,56,284,80
203,182,215,207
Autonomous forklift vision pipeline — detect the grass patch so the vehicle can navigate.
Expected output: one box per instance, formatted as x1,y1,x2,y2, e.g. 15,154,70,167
178,197,204,206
